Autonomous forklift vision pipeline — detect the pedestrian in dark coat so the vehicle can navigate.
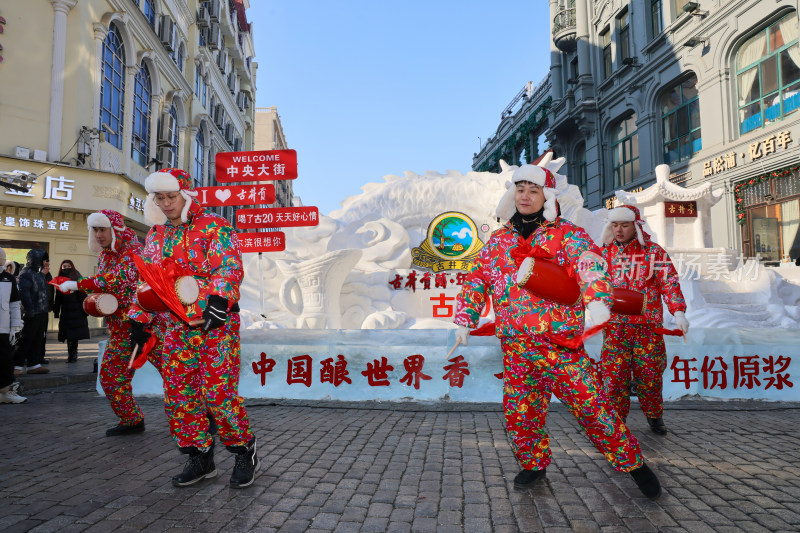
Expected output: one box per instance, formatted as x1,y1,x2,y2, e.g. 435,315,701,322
53,260,90,362
13,249,50,374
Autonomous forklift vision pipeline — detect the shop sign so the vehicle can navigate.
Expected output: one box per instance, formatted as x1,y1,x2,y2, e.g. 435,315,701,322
703,131,793,177
215,150,298,182
5,175,74,201
410,212,485,272
127,193,145,213
664,201,697,218
3,215,70,231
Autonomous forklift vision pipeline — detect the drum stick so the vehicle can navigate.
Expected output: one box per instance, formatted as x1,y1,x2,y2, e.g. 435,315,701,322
445,337,462,359
127,345,139,370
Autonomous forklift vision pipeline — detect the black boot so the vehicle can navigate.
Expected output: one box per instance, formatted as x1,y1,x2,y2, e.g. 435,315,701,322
647,417,667,435
227,437,259,489
106,420,145,436
630,463,662,499
513,467,546,489
67,341,78,363
172,443,217,487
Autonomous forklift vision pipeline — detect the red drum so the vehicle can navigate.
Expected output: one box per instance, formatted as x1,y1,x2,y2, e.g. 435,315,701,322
136,276,199,313
611,288,646,315
82,293,119,317
136,283,169,313
515,257,581,307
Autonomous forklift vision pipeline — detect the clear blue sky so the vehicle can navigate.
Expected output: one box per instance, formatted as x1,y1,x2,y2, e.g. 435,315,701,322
249,1,551,215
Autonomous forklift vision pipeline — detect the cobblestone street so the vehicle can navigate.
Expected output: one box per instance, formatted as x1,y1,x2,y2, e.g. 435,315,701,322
1,382,799,533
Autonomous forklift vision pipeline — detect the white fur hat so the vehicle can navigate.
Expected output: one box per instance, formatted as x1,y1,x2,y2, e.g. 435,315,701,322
601,205,646,246
143,168,199,226
495,164,558,221
87,209,131,253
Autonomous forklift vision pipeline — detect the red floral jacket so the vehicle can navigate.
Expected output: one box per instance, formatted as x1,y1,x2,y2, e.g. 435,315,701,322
455,218,613,338
602,233,686,325
128,201,244,325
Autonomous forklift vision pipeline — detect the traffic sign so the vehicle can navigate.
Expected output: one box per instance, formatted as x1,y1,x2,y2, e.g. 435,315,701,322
215,150,297,182
236,206,319,229
196,184,275,207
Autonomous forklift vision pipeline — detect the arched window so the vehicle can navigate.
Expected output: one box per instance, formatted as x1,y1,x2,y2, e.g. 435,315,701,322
142,0,156,27
99,24,125,149
737,13,800,134
166,104,179,167
194,129,205,188
610,114,639,188
131,64,152,168
177,43,185,72
662,74,701,164
574,143,588,204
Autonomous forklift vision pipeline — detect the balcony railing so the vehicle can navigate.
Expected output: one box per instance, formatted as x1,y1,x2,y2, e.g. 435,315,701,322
552,8,577,52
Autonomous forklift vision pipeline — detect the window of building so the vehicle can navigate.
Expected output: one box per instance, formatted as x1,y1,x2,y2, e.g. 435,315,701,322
99,24,125,150
202,75,208,108
176,43,185,72
194,129,205,188
737,13,800,135
601,27,612,79
142,0,156,27
672,0,692,21
662,74,701,164
575,144,588,204
618,9,630,62
131,65,152,168
195,65,202,96
166,104,179,168
650,0,663,39
611,114,639,188
739,171,800,261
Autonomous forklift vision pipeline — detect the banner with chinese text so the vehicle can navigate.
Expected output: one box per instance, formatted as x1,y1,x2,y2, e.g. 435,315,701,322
120,328,799,402
215,150,298,182
196,184,275,207
236,206,319,229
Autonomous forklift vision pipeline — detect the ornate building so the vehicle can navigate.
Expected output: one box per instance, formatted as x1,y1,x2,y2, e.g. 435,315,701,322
474,0,800,263
254,106,294,208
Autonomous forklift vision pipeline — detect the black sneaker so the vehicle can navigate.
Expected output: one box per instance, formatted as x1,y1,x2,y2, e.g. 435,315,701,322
228,437,259,489
106,420,145,436
513,467,546,489
647,417,667,435
172,443,217,487
630,463,662,499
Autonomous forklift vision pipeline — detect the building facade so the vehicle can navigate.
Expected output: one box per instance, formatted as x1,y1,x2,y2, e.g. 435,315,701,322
474,0,800,263
0,0,255,330
254,106,293,208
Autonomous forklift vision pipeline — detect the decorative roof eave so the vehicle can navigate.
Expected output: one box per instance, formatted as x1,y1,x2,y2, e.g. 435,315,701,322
616,164,724,206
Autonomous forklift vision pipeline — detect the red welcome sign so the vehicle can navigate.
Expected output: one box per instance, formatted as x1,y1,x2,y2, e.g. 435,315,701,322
215,150,298,182
238,231,286,253
196,184,276,207
236,206,319,229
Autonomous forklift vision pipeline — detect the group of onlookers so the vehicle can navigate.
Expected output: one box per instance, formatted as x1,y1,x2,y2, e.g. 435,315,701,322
0,246,90,405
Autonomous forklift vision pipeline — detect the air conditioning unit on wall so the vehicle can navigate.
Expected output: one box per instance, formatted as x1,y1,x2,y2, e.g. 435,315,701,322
197,6,210,28
159,112,176,145
159,16,175,52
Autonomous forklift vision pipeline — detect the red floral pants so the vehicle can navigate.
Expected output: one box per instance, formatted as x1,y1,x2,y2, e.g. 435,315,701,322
99,319,143,426
600,322,667,420
501,335,643,472
161,314,252,450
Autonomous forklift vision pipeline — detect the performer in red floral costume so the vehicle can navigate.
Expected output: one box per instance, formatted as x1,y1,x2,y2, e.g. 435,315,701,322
128,168,257,489
58,210,149,436
599,205,689,435
454,159,661,498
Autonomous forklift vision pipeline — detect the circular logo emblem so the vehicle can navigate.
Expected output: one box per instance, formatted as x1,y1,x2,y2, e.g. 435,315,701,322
426,212,479,260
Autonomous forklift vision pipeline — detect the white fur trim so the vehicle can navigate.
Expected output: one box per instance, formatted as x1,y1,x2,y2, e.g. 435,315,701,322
496,165,558,220
87,212,115,253
601,214,645,245
145,171,181,193
607,207,636,222
144,193,167,226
